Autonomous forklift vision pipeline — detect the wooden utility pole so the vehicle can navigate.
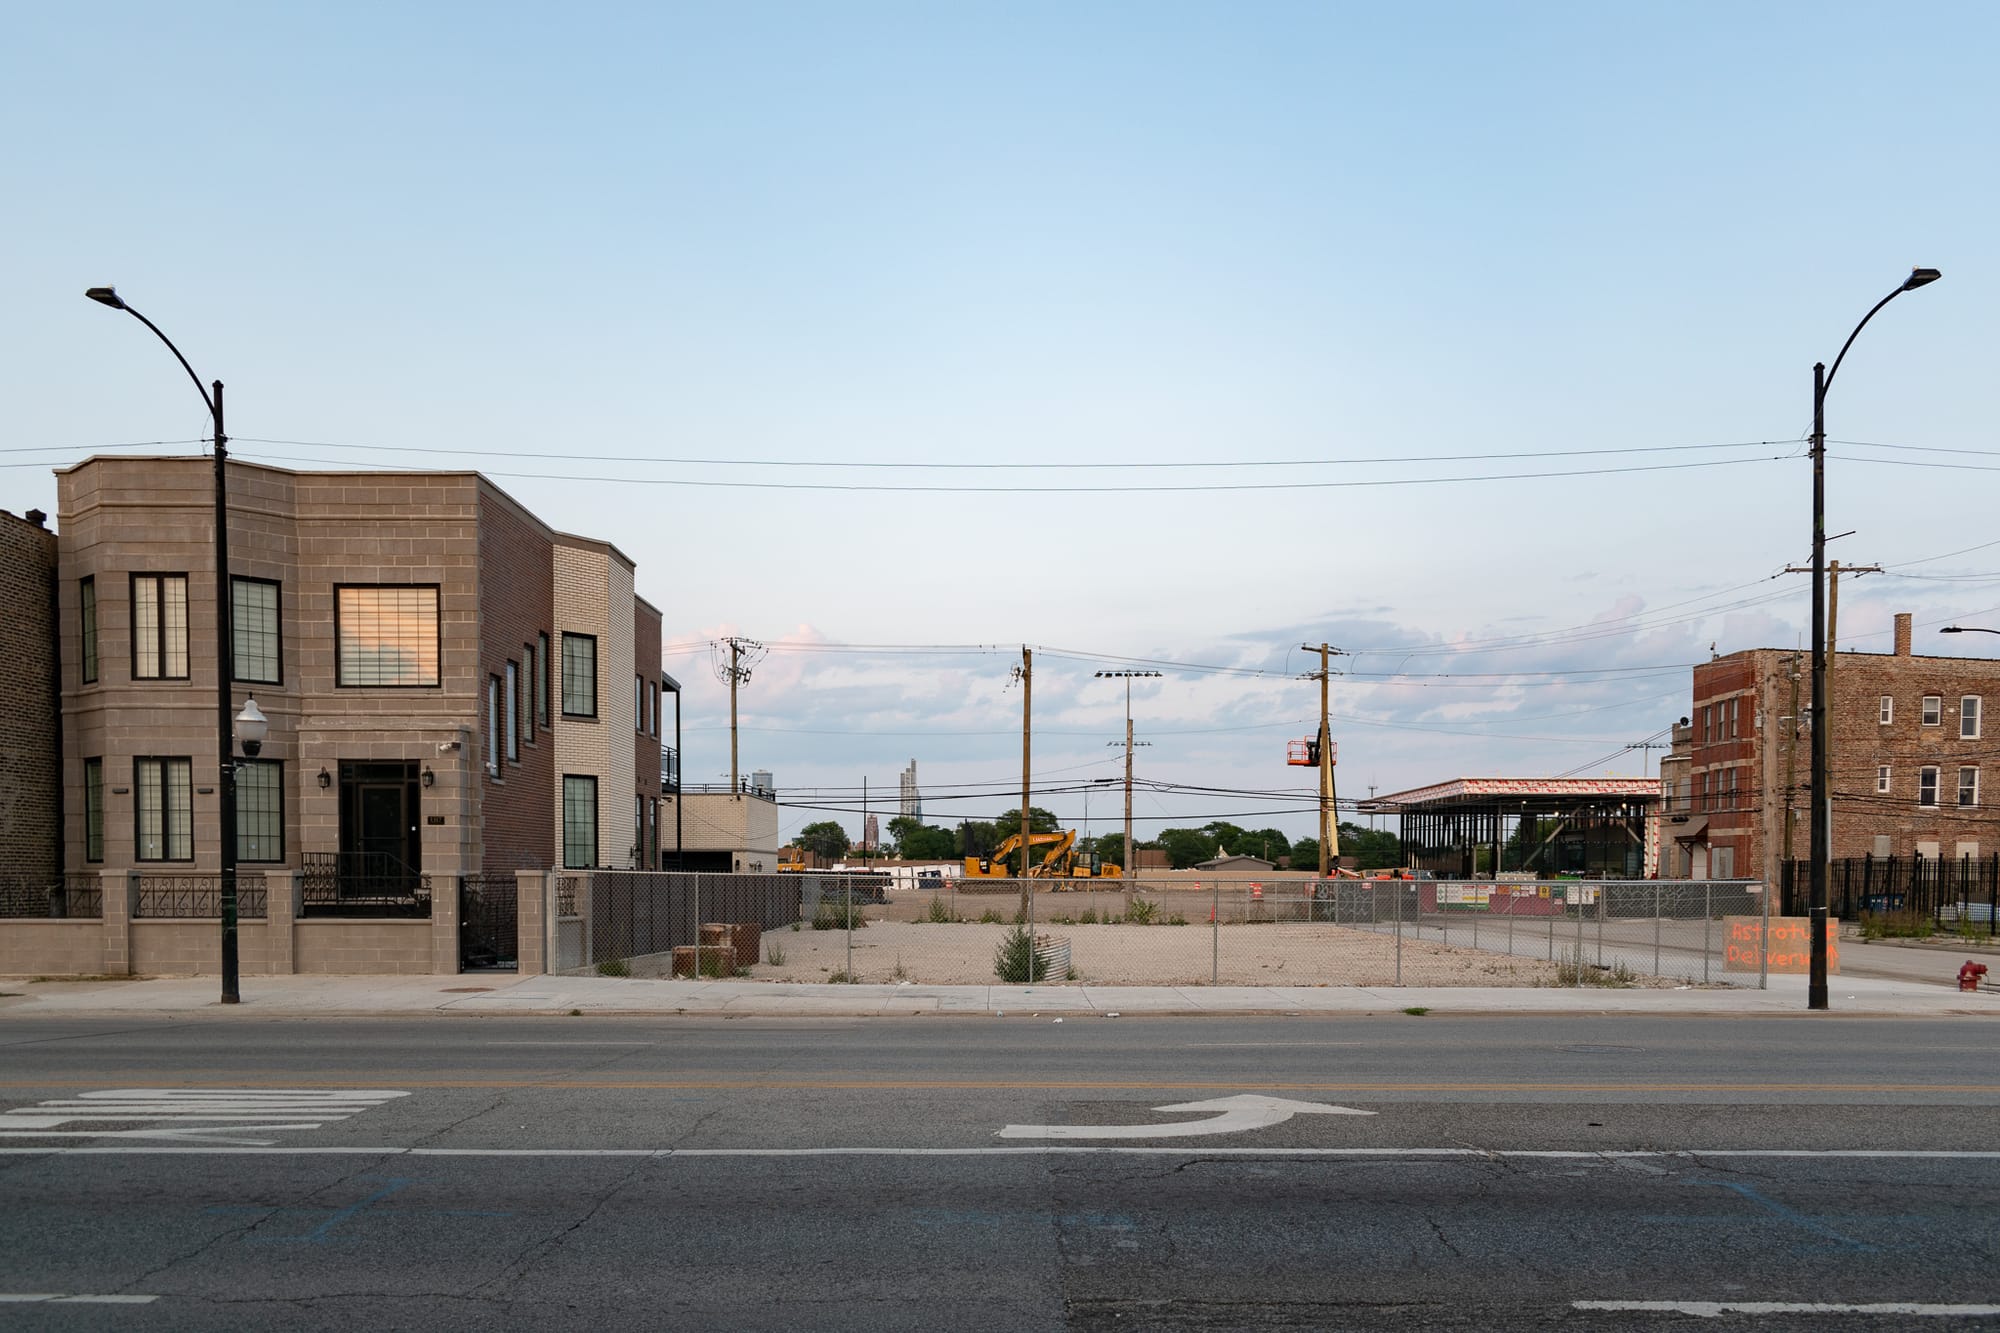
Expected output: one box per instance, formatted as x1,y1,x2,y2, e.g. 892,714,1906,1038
714,636,764,796
1300,644,1344,876
1095,669,1160,905
1825,561,1881,705
1784,560,1877,869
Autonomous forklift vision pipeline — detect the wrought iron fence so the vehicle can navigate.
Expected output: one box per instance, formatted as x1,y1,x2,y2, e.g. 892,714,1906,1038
556,873,1773,988
299,852,431,918
459,874,519,970
0,874,105,919
134,874,269,919
1782,856,1999,936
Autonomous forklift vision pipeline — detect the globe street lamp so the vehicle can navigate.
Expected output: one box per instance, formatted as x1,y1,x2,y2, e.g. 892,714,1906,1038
85,286,252,1004
1807,267,1941,1011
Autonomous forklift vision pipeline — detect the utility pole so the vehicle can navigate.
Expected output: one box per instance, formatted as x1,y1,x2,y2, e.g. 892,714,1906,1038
1825,561,1881,717
1096,670,1160,903
1300,644,1345,877
1015,648,1033,921
1784,560,1877,902
713,637,765,796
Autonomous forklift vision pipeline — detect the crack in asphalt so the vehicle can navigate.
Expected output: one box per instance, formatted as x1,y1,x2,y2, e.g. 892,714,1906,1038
466,1153,654,1301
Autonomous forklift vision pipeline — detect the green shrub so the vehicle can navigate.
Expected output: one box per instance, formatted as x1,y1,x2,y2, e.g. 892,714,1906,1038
1167,913,1188,926
766,941,787,966
979,908,1004,925
993,925,1051,984
925,897,958,924
814,902,868,930
596,957,630,978
1860,910,1933,940
1078,908,1099,925
1125,899,1159,925
1554,947,1637,988
827,969,858,984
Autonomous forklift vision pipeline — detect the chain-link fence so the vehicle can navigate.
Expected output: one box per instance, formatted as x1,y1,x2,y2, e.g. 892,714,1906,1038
556,874,1775,988
557,871,881,976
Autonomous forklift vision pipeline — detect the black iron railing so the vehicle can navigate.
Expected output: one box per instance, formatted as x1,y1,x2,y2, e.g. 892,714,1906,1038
300,852,431,919
0,874,106,919
1782,855,1999,935
135,874,269,919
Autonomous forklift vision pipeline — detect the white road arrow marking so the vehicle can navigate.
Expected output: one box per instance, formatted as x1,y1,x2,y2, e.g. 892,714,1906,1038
998,1094,1376,1140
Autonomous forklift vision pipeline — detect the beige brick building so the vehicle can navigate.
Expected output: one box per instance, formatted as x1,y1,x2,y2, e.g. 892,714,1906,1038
31,456,669,973
1668,612,2000,885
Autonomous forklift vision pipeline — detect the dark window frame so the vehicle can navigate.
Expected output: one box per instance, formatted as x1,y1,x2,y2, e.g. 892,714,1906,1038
522,642,536,743
84,756,104,862
334,583,443,688
235,758,285,863
134,755,194,862
80,576,98,684
1919,764,1941,809
130,573,190,681
505,660,520,763
487,674,502,778
230,575,284,686
536,632,551,726
563,774,598,868
561,632,598,718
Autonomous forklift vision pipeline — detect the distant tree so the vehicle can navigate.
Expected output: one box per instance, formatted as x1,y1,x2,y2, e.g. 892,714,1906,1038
1084,832,1131,868
795,821,851,862
1290,836,1319,871
888,816,955,861
1246,828,1292,865
1156,827,1219,869
1338,821,1402,871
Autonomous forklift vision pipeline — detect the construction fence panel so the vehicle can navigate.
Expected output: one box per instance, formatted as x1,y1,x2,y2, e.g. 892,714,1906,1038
548,873,1775,988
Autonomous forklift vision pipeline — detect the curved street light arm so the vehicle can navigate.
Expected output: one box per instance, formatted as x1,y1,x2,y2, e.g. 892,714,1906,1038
1821,285,1905,401
113,303,221,431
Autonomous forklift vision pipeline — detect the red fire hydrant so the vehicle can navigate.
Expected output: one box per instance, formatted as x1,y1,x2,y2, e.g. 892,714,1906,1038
1960,960,1989,993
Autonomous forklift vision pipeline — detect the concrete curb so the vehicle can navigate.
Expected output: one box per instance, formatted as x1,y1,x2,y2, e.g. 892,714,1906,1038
4,973,1999,1020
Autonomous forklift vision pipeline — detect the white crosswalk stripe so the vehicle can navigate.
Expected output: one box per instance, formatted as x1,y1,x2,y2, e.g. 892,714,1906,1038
0,1089,408,1144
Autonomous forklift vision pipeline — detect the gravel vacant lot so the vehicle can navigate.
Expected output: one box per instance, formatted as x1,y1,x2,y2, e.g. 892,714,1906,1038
716,919,1581,988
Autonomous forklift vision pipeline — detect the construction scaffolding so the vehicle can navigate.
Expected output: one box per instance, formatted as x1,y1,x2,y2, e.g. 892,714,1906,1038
1367,777,1660,880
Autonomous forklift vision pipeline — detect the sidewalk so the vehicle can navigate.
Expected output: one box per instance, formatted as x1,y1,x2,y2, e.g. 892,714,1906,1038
3,970,1997,1019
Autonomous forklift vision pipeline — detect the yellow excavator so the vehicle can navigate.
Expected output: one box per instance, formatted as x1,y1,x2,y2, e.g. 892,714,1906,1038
963,829,1120,880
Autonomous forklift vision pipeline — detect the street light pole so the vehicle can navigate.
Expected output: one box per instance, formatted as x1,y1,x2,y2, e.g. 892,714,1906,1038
85,286,249,1004
1807,267,1941,1012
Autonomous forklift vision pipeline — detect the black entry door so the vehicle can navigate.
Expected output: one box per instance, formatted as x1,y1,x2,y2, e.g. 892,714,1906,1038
339,761,421,892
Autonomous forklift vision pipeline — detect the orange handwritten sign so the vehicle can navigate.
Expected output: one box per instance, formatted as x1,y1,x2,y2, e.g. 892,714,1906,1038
1722,916,1839,974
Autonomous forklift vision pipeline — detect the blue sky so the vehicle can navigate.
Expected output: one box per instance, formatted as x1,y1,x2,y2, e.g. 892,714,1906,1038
7,2,1998,848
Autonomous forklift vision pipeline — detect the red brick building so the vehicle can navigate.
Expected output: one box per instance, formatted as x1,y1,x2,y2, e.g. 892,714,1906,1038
1671,613,2000,885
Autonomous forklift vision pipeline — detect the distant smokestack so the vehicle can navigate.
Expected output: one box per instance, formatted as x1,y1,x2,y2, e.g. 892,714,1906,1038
1894,613,1912,657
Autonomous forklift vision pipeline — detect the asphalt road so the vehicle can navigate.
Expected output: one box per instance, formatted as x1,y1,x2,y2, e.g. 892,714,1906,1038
2,1013,1997,1330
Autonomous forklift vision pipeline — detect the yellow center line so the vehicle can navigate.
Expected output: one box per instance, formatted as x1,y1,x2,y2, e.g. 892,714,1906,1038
0,1078,1996,1093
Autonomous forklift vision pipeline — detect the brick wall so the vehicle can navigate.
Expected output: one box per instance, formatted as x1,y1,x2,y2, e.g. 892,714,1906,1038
1693,620,2000,885
476,484,555,870
635,599,663,865
0,509,59,882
